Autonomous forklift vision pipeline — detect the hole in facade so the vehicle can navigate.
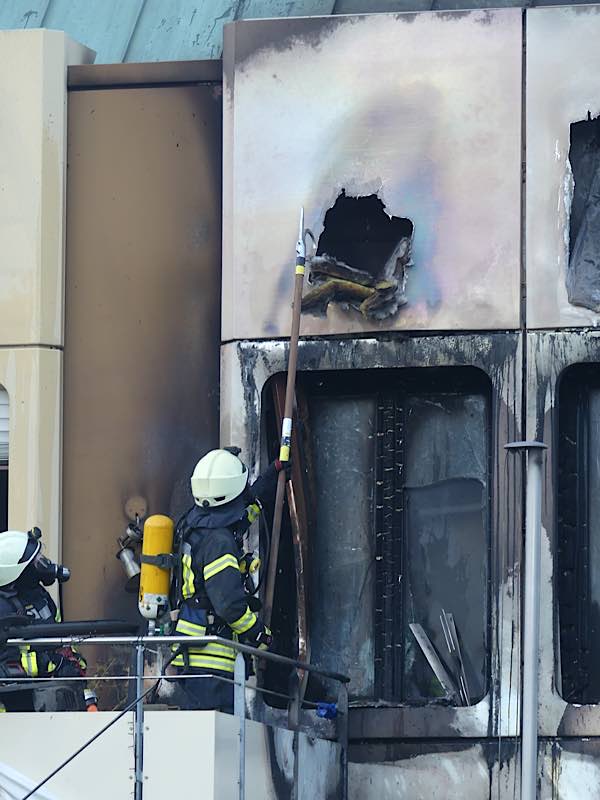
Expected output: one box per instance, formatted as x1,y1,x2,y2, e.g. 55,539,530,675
567,115,600,312
302,190,414,321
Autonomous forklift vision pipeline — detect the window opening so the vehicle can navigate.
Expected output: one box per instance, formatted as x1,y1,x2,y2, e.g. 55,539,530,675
566,115,600,312
263,368,491,706
557,364,600,703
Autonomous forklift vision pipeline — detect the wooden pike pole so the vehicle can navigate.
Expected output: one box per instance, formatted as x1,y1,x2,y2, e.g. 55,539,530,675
263,208,308,628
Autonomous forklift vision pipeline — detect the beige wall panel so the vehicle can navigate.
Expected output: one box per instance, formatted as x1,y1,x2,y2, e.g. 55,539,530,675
0,347,61,564
222,10,522,340
0,711,133,799
63,84,222,621
526,6,600,329
0,30,93,347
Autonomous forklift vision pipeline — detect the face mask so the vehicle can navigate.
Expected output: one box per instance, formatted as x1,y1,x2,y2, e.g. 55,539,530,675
32,553,71,586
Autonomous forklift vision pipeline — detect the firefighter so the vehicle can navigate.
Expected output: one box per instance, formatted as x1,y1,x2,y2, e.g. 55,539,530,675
0,529,86,711
171,448,286,712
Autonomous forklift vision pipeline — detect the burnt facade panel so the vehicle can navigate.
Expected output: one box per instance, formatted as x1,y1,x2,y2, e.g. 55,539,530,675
527,6,600,328
222,10,522,340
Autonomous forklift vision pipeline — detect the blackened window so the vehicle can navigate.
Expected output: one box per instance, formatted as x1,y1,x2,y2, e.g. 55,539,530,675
310,395,376,697
557,364,600,703
285,368,491,705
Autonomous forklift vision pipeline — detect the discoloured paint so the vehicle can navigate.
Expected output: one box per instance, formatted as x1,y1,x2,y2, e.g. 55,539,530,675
527,7,600,328
222,10,522,340
528,330,600,740
349,744,493,799
221,332,522,745
347,739,521,798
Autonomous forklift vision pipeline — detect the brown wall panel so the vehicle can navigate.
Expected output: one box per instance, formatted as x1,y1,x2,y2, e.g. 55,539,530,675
63,83,222,621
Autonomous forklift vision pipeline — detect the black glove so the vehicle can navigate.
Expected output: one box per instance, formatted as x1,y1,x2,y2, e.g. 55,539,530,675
247,596,262,612
255,626,273,652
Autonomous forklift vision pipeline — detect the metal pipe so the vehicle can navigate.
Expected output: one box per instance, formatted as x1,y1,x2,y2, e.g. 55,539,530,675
134,642,145,800
234,653,246,800
505,440,546,800
4,634,350,684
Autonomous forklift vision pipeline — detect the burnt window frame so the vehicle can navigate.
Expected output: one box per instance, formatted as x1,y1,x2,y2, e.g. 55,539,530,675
263,365,493,706
556,363,600,704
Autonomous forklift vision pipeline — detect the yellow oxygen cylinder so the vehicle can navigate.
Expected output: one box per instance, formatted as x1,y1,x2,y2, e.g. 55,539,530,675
138,514,174,621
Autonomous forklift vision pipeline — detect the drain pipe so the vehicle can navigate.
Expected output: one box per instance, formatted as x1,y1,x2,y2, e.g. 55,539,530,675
505,441,547,800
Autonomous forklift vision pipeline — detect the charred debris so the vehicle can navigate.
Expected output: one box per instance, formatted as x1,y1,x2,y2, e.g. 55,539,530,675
302,190,414,321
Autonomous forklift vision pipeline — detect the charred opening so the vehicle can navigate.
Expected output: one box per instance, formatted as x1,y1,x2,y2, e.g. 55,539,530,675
557,364,600,703
302,190,414,321
262,367,491,708
567,115,600,312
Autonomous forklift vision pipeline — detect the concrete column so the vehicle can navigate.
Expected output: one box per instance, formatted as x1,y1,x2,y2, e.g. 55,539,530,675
0,30,94,562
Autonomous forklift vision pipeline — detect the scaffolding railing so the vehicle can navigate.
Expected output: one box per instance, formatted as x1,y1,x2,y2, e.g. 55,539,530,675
1,634,350,800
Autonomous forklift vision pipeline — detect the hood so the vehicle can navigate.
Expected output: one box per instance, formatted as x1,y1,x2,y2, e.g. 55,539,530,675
184,494,248,530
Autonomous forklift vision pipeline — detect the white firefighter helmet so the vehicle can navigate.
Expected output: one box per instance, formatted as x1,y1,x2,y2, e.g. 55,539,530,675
190,449,248,508
0,530,40,587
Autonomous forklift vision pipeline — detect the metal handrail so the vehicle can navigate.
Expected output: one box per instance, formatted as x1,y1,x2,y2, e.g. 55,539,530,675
4,633,350,683
2,634,350,800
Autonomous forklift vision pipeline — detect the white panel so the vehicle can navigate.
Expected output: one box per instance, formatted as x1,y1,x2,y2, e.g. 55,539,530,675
143,710,217,798
145,710,279,799
0,712,134,799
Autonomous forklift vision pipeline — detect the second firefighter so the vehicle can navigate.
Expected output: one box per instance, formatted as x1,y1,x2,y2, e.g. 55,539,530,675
171,447,285,712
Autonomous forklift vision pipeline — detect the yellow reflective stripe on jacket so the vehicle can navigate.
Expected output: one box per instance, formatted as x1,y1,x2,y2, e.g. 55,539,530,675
246,502,261,524
182,553,195,600
170,653,235,673
202,643,235,659
20,649,38,677
0,703,6,712
203,553,239,581
176,642,236,660
175,618,206,637
230,607,257,634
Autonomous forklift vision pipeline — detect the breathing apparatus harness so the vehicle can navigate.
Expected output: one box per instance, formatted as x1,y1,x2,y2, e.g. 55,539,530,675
170,498,265,618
